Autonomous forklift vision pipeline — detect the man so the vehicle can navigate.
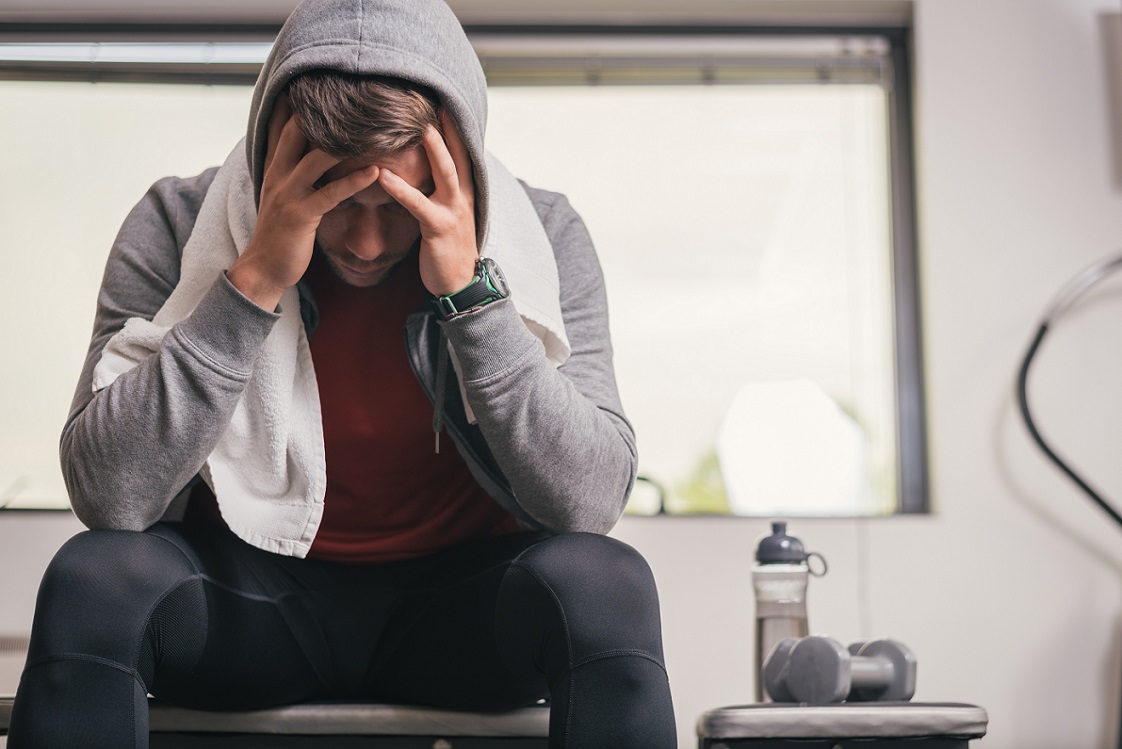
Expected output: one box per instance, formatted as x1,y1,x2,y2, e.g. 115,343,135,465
8,0,676,747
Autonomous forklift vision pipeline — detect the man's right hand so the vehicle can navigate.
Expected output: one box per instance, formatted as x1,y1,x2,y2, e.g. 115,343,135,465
227,96,381,310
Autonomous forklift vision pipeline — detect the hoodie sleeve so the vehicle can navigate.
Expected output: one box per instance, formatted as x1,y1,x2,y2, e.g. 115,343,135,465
60,171,281,531
438,187,637,535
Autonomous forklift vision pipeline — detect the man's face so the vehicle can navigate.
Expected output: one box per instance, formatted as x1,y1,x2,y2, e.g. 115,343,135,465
314,145,434,287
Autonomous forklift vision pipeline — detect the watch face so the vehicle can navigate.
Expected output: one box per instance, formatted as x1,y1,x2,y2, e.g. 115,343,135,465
482,257,510,297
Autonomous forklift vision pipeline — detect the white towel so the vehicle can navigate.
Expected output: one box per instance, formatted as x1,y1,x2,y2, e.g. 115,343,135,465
93,139,568,557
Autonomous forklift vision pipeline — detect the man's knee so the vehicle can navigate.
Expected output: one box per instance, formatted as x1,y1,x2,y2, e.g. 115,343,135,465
512,532,656,596
41,529,192,599
504,532,665,659
30,529,198,662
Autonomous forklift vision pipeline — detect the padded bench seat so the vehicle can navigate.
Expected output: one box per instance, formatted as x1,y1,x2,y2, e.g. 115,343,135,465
697,702,988,749
0,696,550,748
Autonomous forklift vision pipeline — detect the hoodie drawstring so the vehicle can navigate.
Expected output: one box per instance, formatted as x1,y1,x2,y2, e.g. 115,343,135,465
432,328,449,454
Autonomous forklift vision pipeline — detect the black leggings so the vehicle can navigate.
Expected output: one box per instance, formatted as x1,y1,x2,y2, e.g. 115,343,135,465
8,524,675,748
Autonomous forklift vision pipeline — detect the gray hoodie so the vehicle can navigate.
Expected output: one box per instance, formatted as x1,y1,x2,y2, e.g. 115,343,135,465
61,0,636,542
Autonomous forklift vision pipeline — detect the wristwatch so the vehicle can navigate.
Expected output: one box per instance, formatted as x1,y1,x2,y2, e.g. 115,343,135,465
431,257,510,320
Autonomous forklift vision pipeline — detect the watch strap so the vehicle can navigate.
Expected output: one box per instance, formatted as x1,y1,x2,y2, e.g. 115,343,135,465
431,258,508,320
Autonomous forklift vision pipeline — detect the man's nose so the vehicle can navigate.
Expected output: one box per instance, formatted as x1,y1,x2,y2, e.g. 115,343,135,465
343,214,388,261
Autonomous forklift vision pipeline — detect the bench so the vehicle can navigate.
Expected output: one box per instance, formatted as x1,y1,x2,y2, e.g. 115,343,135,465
0,696,550,748
696,702,988,749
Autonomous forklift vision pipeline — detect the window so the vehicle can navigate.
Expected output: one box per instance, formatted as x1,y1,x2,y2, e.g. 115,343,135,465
0,39,266,510
0,27,923,517
476,30,924,517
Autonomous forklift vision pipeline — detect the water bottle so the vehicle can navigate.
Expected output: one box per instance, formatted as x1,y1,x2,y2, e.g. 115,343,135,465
752,521,827,701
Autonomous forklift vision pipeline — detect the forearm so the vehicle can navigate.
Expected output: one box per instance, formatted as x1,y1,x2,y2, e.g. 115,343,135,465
63,274,278,530
440,183,636,534
442,299,636,534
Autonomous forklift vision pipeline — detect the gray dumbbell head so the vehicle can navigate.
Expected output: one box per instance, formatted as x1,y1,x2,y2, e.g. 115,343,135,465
786,636,851,704
849,639,917,702
762,638,799,702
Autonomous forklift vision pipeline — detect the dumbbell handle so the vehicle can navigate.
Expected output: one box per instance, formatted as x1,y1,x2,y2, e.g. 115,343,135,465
850,655,894,687
848,639,915,702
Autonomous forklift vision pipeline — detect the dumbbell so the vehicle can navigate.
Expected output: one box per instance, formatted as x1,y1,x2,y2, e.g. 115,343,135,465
763,636,916,704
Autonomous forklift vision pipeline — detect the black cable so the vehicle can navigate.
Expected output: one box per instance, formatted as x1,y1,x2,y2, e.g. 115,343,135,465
1021,254,1122,749
1016,321,1122,530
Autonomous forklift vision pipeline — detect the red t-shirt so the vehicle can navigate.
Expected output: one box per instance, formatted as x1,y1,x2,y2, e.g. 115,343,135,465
187,252,519,562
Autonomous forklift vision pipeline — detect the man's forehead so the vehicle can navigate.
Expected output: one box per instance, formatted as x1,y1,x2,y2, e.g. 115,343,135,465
324,146,433,188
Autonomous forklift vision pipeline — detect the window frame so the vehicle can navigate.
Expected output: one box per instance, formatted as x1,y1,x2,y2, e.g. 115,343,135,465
0,22,926,516
476,25,927,516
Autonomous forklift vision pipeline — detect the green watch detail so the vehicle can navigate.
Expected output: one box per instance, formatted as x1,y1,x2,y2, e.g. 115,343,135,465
431,257,510,320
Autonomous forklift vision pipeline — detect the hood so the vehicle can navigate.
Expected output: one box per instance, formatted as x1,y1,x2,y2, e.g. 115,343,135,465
245,0,491,245
244,0,573,392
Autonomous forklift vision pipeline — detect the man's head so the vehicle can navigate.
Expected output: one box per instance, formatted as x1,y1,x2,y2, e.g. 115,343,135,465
287,71,442,159
286,71,444,287
248,0,491,256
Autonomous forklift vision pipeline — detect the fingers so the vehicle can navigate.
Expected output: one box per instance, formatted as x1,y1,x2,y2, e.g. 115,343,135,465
380,117,477,233
387,115,475,225
269,115,309,179
264,95,352,195
262,104,351,212
440,110,474,196
263,94,292,177
379,167,433,220
290,148,343,191
267,95,290,150
424,114,474,199
424,124,460,199
383,115,478,296
309,164,380,213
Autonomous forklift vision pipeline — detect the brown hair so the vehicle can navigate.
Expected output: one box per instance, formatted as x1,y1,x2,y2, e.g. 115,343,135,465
286,71,442,158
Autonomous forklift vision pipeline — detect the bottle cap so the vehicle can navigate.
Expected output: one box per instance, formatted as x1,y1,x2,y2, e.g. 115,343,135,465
755,520,808,564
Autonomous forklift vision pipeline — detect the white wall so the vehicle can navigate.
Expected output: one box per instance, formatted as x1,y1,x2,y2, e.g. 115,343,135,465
4,0,1122,747
612,1,1122,747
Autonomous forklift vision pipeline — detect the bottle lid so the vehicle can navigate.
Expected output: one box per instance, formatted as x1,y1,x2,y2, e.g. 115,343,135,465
755,520,808,564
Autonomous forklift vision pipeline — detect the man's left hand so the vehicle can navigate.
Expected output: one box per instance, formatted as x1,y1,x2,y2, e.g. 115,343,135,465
379,110,478,297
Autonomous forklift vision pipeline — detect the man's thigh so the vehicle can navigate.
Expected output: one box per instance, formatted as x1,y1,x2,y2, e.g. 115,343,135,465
144,523,408,710
363,530,552,710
